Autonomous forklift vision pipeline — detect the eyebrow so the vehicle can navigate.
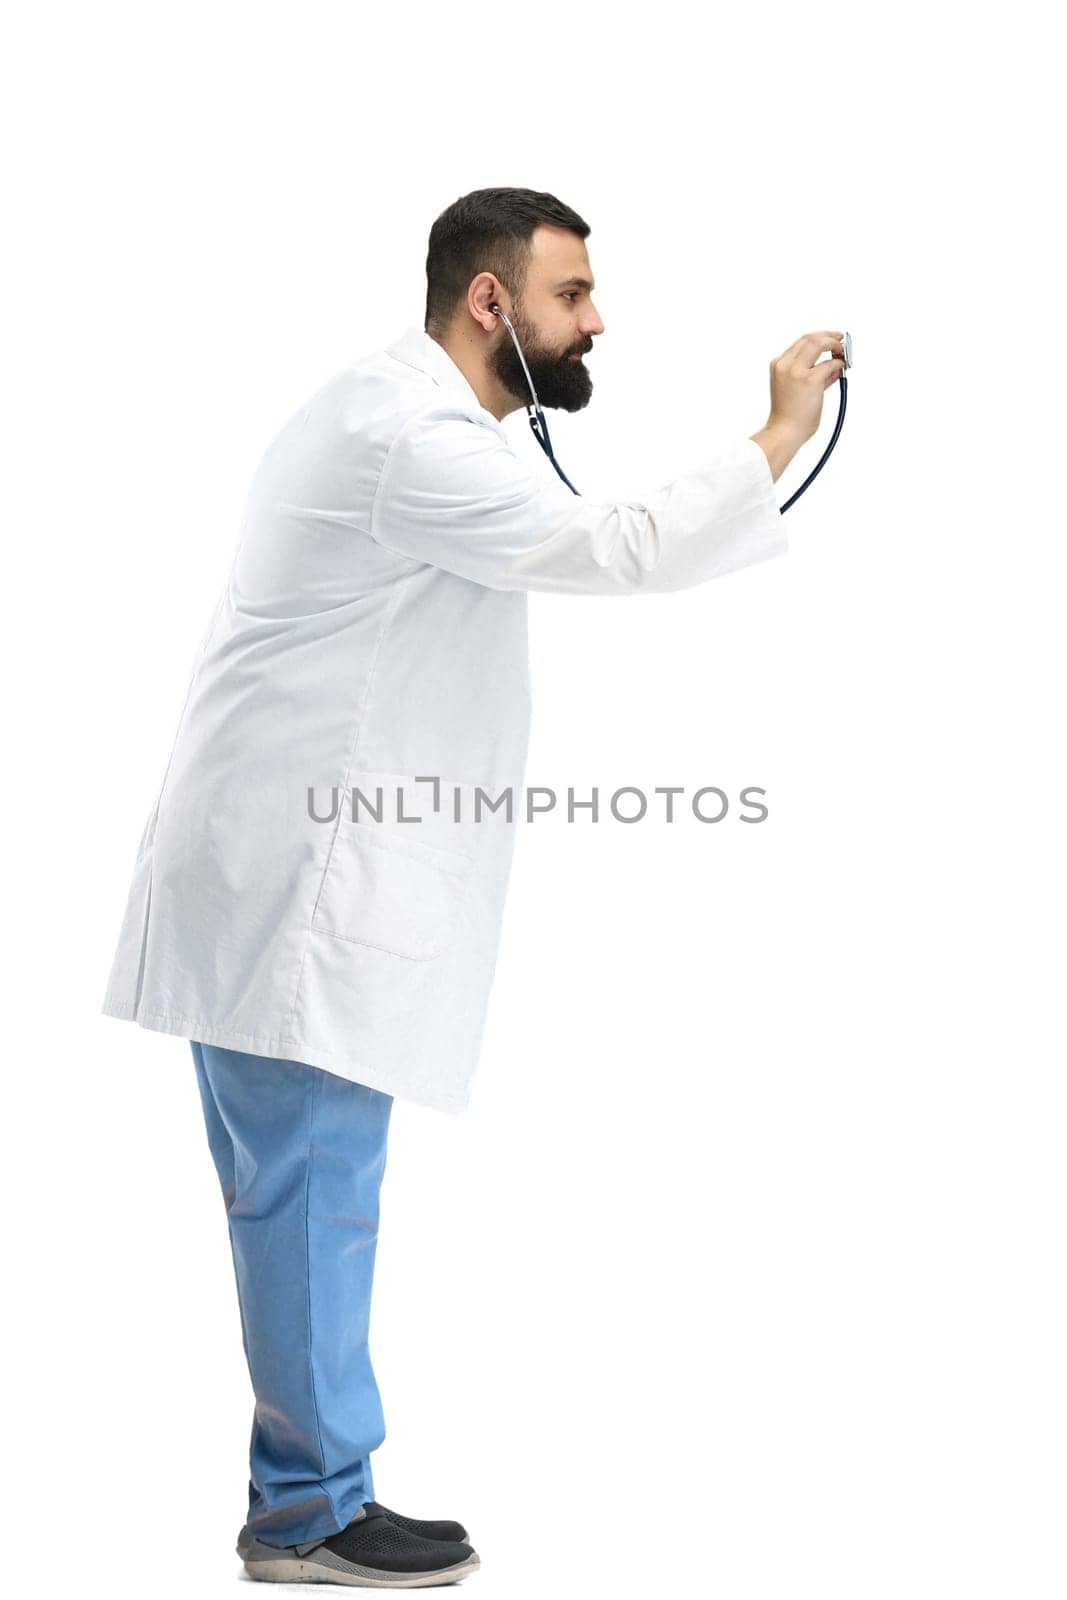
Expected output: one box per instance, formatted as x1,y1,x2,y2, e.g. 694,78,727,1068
555,275,596,292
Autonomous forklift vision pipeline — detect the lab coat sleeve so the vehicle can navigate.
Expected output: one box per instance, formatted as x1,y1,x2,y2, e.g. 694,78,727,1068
368,401,788,596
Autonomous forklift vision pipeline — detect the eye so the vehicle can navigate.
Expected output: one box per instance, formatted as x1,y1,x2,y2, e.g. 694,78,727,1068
563,291,580,301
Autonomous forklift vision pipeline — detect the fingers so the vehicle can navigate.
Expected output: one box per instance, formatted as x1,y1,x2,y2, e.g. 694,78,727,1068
801,332,846,366
776,332,846,367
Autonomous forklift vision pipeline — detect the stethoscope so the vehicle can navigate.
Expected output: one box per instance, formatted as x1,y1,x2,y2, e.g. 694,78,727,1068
490,303,851,513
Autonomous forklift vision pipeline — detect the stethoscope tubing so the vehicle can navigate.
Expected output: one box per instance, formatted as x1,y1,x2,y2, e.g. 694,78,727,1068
778,374,847,514
493,306,581,494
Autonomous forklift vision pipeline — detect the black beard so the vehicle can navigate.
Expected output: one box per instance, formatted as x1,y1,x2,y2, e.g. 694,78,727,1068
489,309,593,412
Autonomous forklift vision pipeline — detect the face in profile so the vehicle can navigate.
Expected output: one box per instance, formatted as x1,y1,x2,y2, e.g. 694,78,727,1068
488,225,604,413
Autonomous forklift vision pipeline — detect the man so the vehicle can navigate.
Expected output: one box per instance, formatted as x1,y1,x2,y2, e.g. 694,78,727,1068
101,185,845,1587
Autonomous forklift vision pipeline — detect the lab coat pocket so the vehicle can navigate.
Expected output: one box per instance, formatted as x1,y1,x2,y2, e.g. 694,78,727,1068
311,820,475,962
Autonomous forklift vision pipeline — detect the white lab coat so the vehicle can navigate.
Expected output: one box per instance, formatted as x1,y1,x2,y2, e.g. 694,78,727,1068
101,325,788,1115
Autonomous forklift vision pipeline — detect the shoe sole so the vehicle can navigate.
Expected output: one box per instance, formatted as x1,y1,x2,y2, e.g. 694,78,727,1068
238,1533,480,1588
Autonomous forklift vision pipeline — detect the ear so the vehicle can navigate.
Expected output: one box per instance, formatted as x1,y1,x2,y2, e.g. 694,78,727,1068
468,272,503,332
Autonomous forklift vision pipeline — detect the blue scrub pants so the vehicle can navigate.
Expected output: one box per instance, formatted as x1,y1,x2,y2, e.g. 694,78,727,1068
190,1040,394,1549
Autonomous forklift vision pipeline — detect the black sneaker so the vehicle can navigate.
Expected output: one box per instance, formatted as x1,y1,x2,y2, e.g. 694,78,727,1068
236,1501,480,1587
368,1498,470,1543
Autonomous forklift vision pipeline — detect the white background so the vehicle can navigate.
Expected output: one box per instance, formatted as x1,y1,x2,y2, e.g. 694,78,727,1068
5,3,1064,1596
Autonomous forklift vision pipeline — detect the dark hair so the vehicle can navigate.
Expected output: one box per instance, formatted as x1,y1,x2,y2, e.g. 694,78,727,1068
424,186,591,338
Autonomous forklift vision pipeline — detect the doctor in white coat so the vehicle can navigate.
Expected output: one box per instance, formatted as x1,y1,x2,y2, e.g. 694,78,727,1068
101,186,846,1586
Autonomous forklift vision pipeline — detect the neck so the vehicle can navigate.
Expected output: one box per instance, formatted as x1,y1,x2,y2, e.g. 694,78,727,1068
431,327,525,422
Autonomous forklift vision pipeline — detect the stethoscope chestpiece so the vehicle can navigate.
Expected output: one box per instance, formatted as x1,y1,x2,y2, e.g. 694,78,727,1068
843,330,853,370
